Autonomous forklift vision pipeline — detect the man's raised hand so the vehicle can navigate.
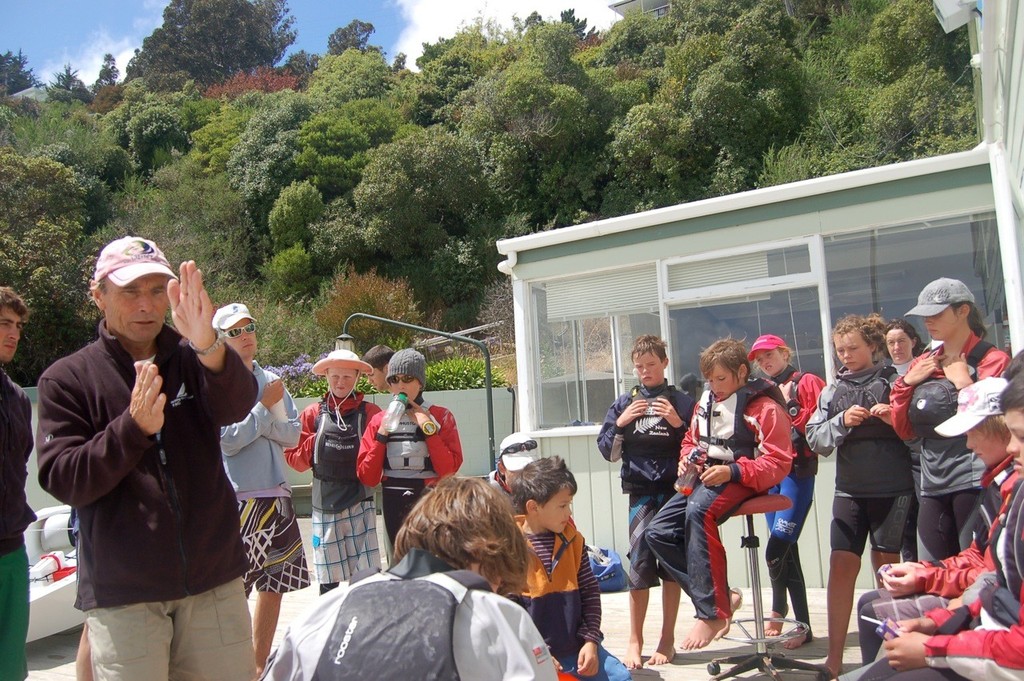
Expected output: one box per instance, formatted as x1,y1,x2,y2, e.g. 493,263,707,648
168,261,216,350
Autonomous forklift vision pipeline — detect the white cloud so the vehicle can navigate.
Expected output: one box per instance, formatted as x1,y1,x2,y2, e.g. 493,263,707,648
40,30,140,87
38,3,165,87
392,0,620,67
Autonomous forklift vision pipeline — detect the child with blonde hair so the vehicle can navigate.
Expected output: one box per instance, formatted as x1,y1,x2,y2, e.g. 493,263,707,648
806,314,915,677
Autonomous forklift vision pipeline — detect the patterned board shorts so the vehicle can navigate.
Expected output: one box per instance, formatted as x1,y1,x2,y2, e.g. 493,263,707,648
628,491,675,590
312,499,382,585
238,496,311,595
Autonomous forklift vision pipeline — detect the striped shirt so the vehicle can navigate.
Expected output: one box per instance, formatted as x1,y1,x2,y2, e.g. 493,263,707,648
525,530,603,644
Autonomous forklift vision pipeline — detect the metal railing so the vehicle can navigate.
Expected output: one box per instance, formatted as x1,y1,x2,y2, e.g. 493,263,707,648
340,313,496,458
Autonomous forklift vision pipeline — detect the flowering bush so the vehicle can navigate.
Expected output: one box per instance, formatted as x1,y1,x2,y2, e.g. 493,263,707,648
205,68,300,100
264,353,326,398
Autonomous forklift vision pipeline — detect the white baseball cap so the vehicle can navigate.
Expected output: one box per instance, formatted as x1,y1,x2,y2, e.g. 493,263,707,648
934,376,1008,437
212,303,256,331
499,432,539,471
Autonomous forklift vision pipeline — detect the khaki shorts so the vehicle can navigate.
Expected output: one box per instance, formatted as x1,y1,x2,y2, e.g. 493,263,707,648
86,577,255,681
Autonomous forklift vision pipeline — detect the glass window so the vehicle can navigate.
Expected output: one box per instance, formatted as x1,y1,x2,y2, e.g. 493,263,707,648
666,244,810,294
667,288,827,383
530,283,660,427
823,213,1009,352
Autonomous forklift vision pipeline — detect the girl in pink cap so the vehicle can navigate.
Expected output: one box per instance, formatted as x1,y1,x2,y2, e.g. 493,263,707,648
748,334,826,648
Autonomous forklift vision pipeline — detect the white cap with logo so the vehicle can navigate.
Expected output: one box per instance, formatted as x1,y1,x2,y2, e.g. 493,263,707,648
212,303,256,331
934,376,1008,437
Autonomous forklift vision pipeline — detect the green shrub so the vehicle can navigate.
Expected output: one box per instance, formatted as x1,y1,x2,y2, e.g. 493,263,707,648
269,353,505,398
263,243,320,299
425,356,507,391
268,180,323,252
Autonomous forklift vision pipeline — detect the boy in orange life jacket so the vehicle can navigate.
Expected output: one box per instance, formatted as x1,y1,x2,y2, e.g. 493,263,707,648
510,457,631,681
646,338,794,650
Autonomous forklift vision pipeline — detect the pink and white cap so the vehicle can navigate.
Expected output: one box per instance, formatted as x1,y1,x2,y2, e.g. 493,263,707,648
934,376,1009,437
93,236,176,286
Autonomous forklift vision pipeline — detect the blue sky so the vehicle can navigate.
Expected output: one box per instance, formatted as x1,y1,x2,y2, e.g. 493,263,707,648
2,0,621,86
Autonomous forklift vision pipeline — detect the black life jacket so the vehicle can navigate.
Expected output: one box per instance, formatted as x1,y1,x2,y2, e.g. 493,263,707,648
696,378,787,462
827,364,900,441
908,341,994,439
312,556,488,681
312,401,368,512
772,366,817,478
621,384,690,459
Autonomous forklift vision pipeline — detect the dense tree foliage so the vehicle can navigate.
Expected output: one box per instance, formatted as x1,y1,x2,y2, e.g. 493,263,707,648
327,20,378,55
1,50,40,95
126,0,296,88
0,148,94,384
47,65,94,105
0,0,978,382
93,54,120,93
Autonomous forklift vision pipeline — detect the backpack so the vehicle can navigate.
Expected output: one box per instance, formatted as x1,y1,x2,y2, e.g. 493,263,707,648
586,545,626,592
908,341,993,439
311,560,488,681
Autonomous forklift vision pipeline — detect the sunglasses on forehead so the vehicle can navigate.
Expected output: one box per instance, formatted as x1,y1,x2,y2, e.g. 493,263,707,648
386,374,419,385
501,439,538,457
225,322,256,338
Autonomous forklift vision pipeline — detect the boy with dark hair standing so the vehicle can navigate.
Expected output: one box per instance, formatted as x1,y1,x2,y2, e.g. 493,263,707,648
598,334,694,668
360,345,394,393
0,286,33,681
511,456,630,681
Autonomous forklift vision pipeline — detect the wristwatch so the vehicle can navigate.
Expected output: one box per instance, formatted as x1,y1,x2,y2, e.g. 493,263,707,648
421,420,439,437
190,330,226,357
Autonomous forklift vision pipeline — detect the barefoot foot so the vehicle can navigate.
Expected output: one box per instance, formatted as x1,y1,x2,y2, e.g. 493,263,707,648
782,628,811,650
713,588,744,641
682,618,729,650
824,655,842,679
764,610,784,637
624,641,644,670
648,637,675,665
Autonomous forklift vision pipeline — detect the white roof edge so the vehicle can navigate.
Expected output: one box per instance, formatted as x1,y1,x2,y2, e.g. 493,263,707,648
496,146,990,255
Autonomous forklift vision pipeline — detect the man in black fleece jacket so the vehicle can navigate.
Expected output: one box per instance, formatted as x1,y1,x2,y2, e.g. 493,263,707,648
36,237,259,681
0,287,34,681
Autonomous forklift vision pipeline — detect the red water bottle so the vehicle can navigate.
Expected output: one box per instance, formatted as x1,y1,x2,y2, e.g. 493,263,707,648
674,448,707,495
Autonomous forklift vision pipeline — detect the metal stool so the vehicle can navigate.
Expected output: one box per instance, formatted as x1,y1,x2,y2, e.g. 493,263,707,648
707,494,830,681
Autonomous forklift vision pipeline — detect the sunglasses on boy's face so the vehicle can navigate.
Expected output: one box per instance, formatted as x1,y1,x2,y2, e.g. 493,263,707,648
225,322,256,338
386,374,419,385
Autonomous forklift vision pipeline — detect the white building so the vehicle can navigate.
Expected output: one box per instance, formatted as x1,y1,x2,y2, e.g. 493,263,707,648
498,0,1023,588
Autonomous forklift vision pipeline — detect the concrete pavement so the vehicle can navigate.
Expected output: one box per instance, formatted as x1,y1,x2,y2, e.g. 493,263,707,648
27,517,864,680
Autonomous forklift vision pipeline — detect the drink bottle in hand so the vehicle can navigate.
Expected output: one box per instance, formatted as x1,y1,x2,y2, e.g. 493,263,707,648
382,393,409,432
674,448,708,495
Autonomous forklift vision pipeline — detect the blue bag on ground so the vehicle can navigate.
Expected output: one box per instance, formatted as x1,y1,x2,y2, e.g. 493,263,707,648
586,545,626,592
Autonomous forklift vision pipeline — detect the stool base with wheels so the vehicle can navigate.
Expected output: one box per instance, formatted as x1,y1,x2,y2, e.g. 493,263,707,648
708,494,830,681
